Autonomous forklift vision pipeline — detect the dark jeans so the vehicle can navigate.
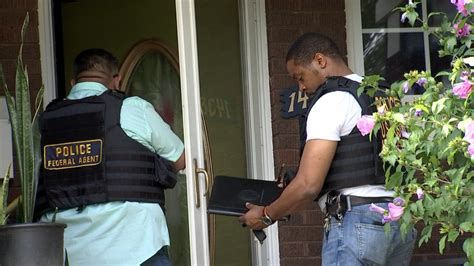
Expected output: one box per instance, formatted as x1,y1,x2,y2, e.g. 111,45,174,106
141,246,171,266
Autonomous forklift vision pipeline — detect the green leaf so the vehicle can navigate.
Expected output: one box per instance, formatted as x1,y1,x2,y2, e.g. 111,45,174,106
3,13,38,223
431,98,447,114
419,225,433,246
392,113,406,124
407,11,418,26
415,199,425,216
446,36,457,52
448,230,460,243
384,223,391,238
0,164,11,225
460,222,474,233
463,238,474,263
439,235,447,254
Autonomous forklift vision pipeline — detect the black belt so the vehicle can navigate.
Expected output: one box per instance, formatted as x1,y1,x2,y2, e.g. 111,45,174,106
341,195,393,211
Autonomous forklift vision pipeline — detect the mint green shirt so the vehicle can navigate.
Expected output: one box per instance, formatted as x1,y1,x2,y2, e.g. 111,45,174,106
41,82,184,265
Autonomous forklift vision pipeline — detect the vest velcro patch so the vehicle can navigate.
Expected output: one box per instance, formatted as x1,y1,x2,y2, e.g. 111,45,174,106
44,139,102,170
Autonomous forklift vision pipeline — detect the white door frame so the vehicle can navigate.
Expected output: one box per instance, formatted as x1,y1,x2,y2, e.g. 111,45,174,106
38,0,57,105
175,0,210,265
239,0,279,265
38,0,278,265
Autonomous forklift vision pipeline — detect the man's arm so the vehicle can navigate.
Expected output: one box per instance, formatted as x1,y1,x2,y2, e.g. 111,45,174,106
173,152,186,172
239,139,337,230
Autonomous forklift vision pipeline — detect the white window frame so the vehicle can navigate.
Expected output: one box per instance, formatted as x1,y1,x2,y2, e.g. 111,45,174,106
345,0,446,103
346,0,436,78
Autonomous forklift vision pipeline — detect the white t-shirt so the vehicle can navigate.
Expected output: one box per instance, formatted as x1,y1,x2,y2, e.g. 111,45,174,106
306,74,393,211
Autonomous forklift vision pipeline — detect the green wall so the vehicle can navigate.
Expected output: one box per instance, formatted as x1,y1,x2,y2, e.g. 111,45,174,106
60,0,250,265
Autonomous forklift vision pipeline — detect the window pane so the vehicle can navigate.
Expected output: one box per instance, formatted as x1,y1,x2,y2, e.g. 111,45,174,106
361,0,422,28
363,32,425,84
430,35,451,86
427,1,457,27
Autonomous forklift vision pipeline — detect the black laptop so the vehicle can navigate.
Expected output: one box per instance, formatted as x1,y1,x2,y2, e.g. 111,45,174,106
207,175,283,216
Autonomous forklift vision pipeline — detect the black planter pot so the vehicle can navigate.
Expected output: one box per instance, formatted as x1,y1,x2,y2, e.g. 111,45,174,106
0,222,66,266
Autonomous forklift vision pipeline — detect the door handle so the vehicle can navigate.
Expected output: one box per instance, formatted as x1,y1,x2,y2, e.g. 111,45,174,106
193,158,210,208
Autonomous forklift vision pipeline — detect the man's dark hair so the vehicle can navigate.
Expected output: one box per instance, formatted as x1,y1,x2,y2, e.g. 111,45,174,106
72,48,119,79
286,33,343,66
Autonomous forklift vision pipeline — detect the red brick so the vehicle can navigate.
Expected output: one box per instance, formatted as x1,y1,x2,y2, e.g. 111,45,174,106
0,0,37,9
281,257,321,266
268,42,291,59
305,209,324,224
279,212,304,226
269,27,304,44
267,11,314,27
266,0,302,12
273,149,300,166
306,241,323,256
272,119,299,135
273,134,299,149
280,242,306,257
279,226,321,242
269,73,295,90
300,0,345,11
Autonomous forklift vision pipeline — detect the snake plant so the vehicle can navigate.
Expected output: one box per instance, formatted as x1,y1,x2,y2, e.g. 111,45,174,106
0,13,44,223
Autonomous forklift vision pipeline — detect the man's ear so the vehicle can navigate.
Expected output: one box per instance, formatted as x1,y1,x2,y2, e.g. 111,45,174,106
313,53,327,69
113,75,122,90
70,79,76,87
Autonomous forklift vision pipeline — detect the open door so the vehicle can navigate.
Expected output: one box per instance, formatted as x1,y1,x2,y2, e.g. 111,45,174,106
119,39,216,266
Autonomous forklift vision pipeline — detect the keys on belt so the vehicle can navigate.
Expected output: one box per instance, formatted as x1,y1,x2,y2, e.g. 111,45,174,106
324,191,344,235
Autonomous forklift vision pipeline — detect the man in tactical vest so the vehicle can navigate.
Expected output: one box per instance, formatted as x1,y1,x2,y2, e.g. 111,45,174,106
240,33,417,265
37,49,185,265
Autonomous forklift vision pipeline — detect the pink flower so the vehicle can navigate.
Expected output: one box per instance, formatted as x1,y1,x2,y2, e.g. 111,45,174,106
401,130,411,139
453,79,472,99
393,197,405,206
357,115,375,136
463,121,474,144
387,203,405,221
454,23,471,37
452,0,474,16
416,187,424,200
468,144,474,158
403,81,410,93
401,12,408,23
369,203,387,214
369,198,405,224
416,77,427,87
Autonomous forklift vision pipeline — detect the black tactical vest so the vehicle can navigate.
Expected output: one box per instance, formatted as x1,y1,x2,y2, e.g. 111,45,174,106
299,76,385,196
35,90,177,216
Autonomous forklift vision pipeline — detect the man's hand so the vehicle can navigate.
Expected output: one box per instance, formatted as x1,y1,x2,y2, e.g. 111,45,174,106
238,203,267,230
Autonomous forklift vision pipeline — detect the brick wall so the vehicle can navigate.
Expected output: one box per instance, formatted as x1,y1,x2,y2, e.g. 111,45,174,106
265,1,346,265
265,0,466,265
0,0,41,205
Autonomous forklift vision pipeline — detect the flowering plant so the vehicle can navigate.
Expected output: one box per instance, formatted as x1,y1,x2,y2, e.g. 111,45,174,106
357,0,473,263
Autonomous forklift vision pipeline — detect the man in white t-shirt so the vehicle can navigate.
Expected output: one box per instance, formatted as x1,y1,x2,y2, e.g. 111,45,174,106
240,33,416,265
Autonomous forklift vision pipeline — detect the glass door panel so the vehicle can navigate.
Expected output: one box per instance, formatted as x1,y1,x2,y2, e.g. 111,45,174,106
195,0,251,265
120,40,189,266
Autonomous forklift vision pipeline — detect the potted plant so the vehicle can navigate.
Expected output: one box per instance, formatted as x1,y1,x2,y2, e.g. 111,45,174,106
0,13,66,265
357,1,473,264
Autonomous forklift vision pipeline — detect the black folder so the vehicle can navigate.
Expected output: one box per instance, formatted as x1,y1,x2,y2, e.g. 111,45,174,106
207,175,283,216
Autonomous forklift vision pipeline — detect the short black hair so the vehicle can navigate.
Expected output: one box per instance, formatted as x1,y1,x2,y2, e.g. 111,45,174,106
72,48,119,79
286,33,343,65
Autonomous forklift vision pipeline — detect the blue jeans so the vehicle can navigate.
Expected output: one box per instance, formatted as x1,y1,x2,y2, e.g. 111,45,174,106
322,203,417,266
141,246,171,266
